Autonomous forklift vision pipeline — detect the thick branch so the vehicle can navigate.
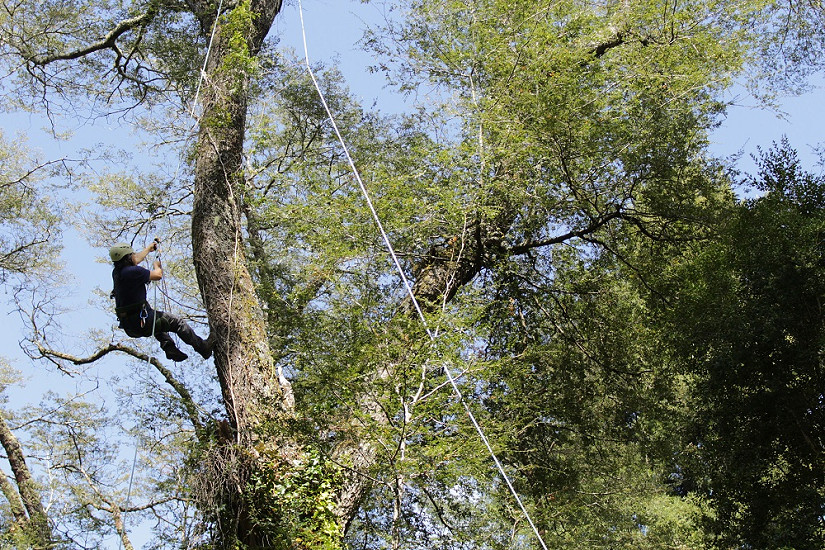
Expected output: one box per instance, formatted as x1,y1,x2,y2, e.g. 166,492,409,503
507,209,624,255
35,343,204,434
408,207,627,310
592,33,626,58
31,9,158,66
0,472,26,523
589,31,650,58
250,0,283,52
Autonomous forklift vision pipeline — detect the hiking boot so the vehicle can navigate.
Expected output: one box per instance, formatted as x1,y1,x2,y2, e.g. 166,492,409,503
162,342,188,362
193,335,214,360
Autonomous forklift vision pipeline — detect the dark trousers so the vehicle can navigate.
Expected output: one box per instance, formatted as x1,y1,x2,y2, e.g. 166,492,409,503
122,309,205,351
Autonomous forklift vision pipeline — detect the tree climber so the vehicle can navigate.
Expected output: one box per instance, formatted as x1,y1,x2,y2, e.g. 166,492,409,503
109,240,213,362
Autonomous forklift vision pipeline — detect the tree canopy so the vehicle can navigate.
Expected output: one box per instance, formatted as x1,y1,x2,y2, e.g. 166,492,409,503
0,0,823,548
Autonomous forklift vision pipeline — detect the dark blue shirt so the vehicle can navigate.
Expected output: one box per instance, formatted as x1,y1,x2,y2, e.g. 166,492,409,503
113,265,151,308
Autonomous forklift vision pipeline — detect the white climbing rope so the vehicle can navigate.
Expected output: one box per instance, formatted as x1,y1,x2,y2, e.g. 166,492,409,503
191,0,225,118
117,245,160,550
296,3,549,549
120,5,226,544
117,439,140,550
145,0,224,349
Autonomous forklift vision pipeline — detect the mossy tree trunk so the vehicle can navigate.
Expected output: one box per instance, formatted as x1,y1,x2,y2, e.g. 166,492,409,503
191,0,290,445
188,1,307,546
0,414,52,546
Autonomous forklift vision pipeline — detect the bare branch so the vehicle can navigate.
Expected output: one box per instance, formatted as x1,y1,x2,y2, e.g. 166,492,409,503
119,495,180,514
0,156,78,190
71,449,136,550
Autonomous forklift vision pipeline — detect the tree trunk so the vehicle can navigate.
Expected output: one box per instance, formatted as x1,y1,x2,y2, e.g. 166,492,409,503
0,414,52,545
0,473,26,524
192,0,290,443
189,1,298,546
188,3,537,544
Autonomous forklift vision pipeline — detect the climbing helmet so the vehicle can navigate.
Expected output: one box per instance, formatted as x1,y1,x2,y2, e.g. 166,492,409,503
109,243,135,262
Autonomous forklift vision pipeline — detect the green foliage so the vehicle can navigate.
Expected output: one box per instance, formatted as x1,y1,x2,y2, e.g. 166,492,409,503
247,447,343,550
749,0,825,99
0,521,51,550
218,0,259,79
0,130,62,286
198,0,262,130
660,140,825,549
344,1,756,546
3,0,825,548
244,1,824,548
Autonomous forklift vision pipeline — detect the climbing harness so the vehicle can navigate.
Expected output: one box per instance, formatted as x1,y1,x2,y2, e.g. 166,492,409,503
114,301,148,322
296,4,550,550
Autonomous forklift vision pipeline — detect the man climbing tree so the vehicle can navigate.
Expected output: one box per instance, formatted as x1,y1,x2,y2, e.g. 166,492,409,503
3,0,825,548
110,240,213,362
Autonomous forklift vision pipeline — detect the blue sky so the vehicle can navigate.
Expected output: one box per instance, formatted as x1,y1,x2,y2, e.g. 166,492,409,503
714,81,825,174
1,0,823,547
